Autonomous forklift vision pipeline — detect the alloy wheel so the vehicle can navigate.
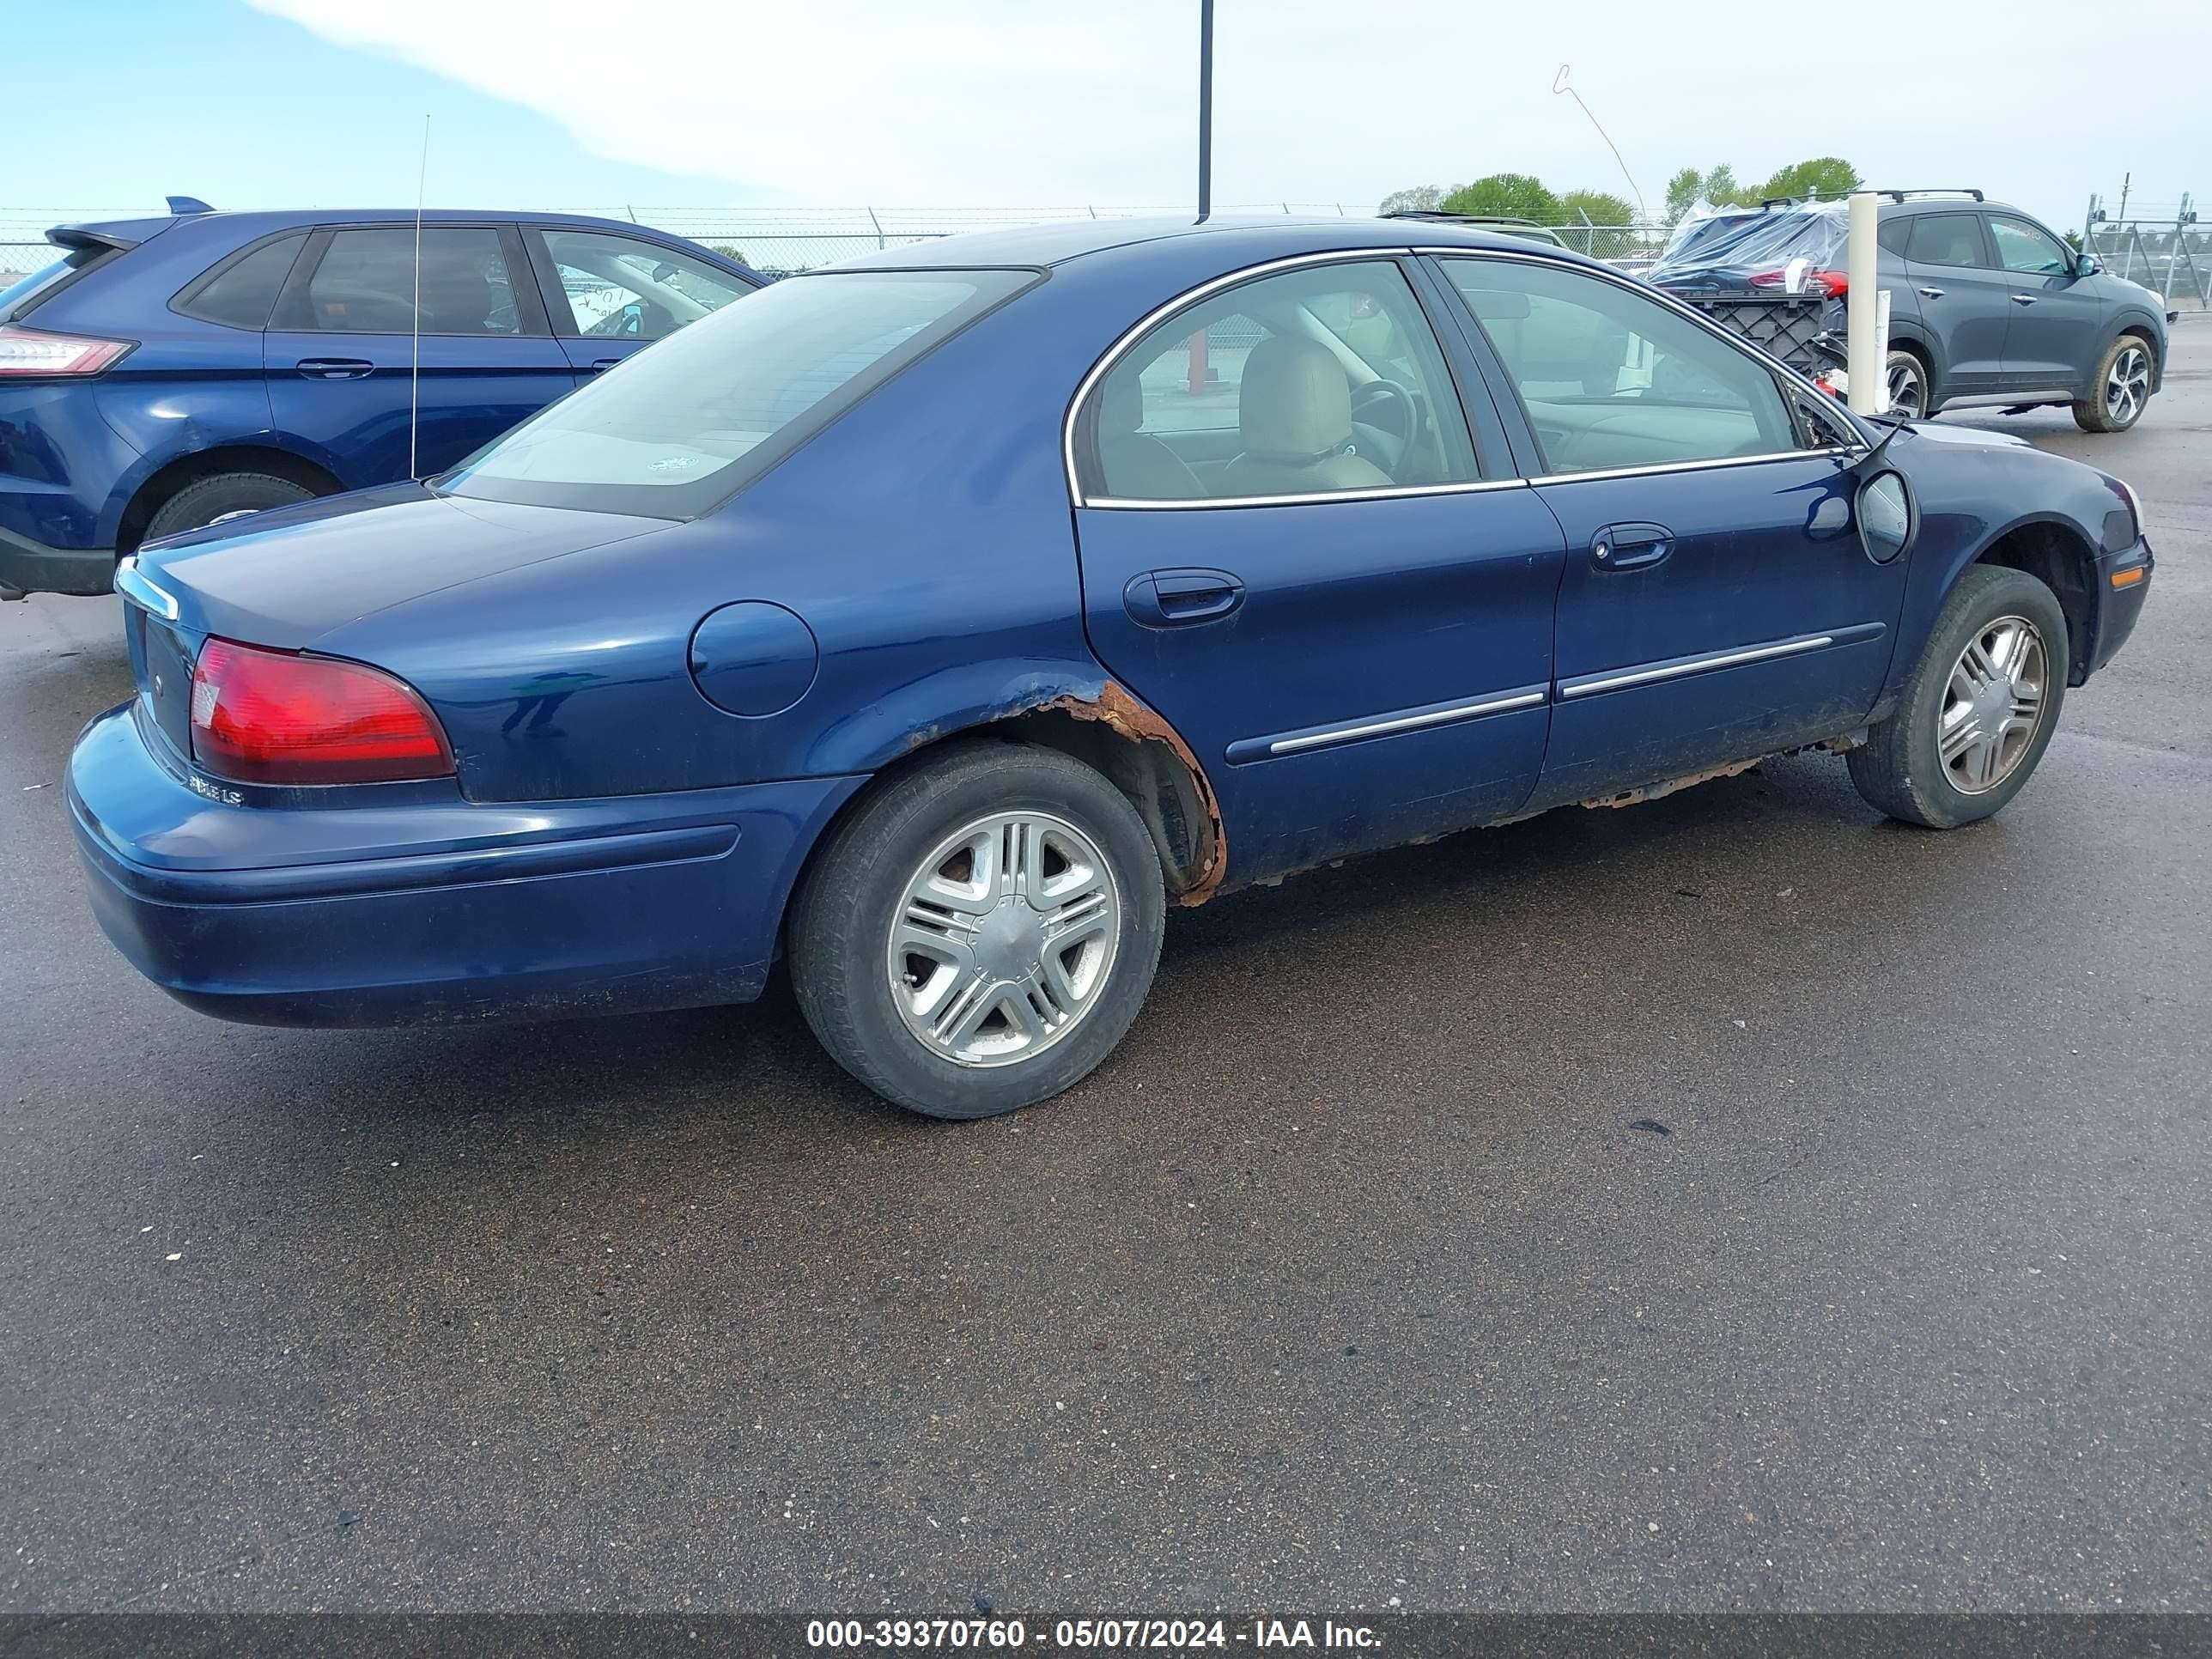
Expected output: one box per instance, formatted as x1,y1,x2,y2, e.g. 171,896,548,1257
2105,344,2150,426
1886,357,1926,419
885,811,1121,1067
1939,615,2048,794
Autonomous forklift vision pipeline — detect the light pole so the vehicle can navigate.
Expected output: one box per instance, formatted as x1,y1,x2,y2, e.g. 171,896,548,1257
1196,0,1213,222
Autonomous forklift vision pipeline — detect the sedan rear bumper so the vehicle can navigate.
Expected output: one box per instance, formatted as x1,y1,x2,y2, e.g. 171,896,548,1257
69,701,862,1027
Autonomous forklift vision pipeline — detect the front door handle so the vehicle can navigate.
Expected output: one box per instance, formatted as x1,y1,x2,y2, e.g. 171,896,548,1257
1917,286,1945,299
2010,294,2039,306
295,357,374,380
1592,522,1673,573
588,358,623,373
1123,568,1244,628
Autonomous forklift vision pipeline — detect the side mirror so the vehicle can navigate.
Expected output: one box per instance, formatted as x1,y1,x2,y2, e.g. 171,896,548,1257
2075,252,2101,277
1856,470,1917,564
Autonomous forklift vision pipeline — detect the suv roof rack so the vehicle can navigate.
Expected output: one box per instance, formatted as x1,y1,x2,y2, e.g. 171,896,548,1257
1755,187,1984,210
1377,210,1542,225
1874,188,1984,204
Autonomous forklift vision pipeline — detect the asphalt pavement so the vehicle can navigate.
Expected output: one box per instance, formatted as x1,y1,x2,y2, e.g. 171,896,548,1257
3,328,2207,1617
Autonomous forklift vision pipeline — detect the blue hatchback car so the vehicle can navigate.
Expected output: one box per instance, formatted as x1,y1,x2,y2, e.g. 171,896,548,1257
0,199,759,598
69,217,2154,1118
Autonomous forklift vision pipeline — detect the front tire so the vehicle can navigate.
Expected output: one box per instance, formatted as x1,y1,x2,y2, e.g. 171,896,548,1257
2072,335,2154,433
788,741,1166,1119
142,471,315,542
1847,564,2069,829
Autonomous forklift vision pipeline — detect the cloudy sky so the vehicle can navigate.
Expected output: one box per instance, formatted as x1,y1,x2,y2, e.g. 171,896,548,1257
11,0,2206,234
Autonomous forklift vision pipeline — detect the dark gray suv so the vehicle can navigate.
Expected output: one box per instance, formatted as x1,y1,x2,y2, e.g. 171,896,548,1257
1650,191,2171,432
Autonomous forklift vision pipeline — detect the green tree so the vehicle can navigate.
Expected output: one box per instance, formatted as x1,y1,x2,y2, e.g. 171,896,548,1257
1377,185,1445,215
1757,156,1861,203
1441,173,1561,224
1556,189,1637,256
1700,164,1747,209
1663,167,1703,224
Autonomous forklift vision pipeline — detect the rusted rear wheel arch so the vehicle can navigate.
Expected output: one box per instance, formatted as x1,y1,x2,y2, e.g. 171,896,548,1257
800,685,1224,919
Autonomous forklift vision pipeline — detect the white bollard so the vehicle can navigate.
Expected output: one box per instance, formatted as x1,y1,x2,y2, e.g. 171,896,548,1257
1872,288,1892,413
1846,191,1881,416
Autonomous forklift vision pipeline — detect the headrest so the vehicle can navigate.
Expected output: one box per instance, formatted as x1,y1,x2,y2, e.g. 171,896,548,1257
1237,336,1352,463
1101,369,1146,436
420,264,493,332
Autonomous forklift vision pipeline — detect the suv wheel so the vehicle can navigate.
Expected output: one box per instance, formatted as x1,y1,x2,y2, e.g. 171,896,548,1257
1847,565,2069,829
142,472,315,543
1884,349,1929,419
788,741,1166,1119
2073,336,2154,433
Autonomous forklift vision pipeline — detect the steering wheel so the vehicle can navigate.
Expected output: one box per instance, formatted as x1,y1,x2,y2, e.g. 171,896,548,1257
1348,378,1424,477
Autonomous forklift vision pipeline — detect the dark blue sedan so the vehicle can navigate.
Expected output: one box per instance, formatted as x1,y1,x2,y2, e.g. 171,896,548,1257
0,199,759,598
69,217,2154,1118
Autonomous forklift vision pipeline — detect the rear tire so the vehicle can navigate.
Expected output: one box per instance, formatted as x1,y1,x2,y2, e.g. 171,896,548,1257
2072,335,2154,433
788,741,1166,1119
1847,564,2069,829
141,472,314,543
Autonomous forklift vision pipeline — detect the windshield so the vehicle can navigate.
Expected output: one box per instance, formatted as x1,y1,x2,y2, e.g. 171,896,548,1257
441,267,1036,517
0,244,107,321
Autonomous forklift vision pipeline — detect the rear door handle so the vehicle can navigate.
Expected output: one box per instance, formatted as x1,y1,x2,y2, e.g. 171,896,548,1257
1592,522,1673,572
2010,294,2038,306
1123,568,1244,628
1917,286,1945,299
295,358,374,380
588,358,623,373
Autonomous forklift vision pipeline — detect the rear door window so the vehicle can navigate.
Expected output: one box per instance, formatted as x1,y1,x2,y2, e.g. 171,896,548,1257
173,234,307,329
1906,214,1988,268
277,228,526,335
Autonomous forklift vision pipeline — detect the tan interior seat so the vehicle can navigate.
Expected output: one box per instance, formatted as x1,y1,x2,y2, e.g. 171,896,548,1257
1096,371,1202,500
1219,336,1391,497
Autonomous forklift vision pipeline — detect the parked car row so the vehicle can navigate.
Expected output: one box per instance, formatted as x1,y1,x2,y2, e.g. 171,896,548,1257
67,214,2154,1118
0,199,758,599
1644,190,2172,432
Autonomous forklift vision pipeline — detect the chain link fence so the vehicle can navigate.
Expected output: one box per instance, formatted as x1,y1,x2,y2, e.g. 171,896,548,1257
2085,220,2209,307
12,204,2196,301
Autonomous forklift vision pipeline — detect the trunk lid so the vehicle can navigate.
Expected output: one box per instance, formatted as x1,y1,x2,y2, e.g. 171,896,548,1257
128,482,672,650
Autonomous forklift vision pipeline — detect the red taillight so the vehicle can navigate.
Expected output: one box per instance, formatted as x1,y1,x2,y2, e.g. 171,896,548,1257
0,324,133,378
1746,268,1849,298
189,638,454,786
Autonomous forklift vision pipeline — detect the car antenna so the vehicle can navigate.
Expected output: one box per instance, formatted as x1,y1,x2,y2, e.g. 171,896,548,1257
409,113,430,481
1552,64,1646,222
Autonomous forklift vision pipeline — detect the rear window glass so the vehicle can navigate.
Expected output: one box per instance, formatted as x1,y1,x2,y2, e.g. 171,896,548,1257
280,228,521,336
174,234,306,329
441,268,1034,518
0,245,109,322
1907,214,1985,268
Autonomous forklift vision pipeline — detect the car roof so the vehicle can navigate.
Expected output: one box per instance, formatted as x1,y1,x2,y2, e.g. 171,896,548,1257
827,214,1591,271
52,207,704,246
